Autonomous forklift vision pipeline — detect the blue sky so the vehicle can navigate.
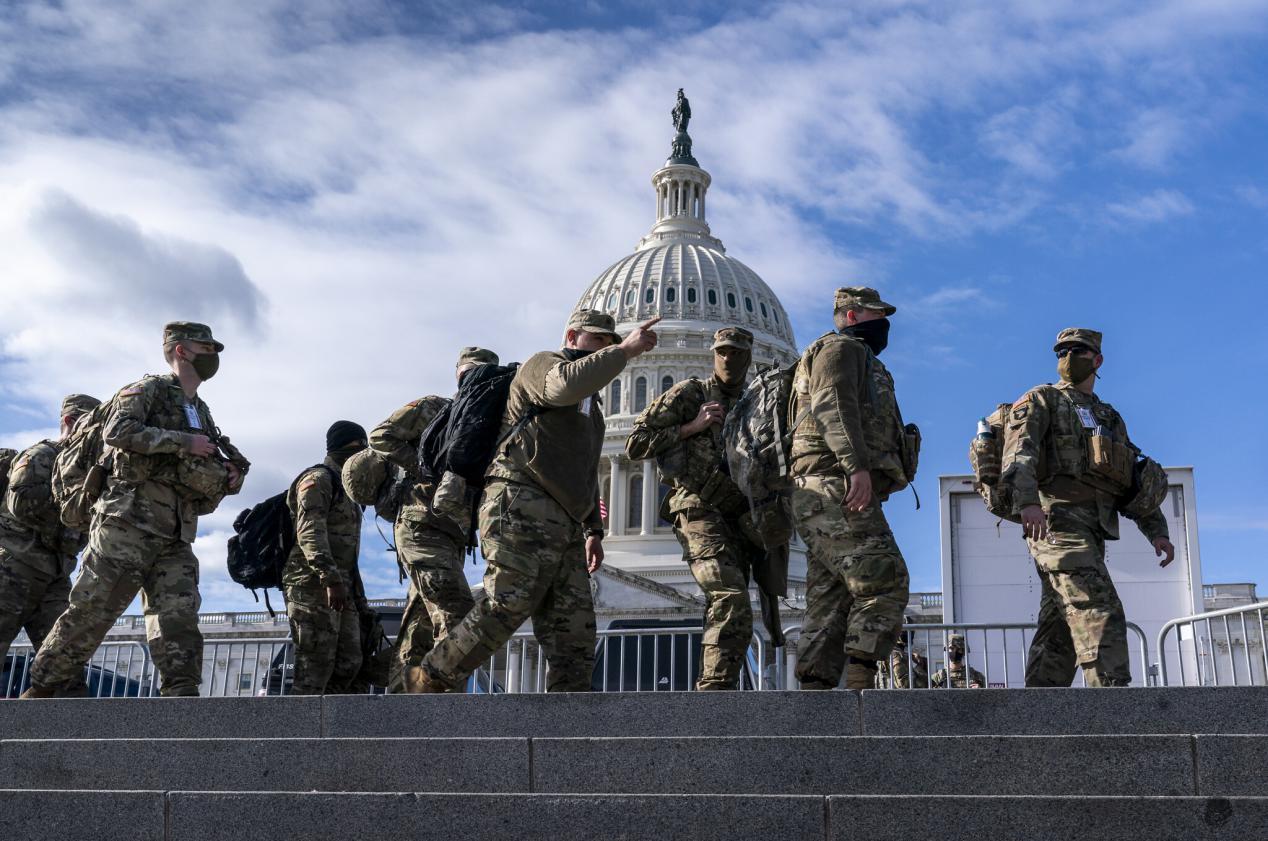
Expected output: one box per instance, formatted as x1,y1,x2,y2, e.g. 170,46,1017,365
0,0,1266,609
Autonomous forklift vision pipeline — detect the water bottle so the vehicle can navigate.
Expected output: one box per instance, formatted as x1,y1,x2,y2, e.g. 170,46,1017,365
975,418,994,442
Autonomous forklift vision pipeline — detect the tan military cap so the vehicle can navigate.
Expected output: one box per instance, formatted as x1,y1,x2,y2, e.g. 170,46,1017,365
834,286,897,316
163,321,223,352
1053,327,1102,354
711,326,754,351
60,393,100,418
567,309,622,343
455,346,499,369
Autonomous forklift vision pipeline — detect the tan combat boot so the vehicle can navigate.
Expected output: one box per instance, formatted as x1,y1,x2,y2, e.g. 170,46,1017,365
403,665,448,694
19,684,56,700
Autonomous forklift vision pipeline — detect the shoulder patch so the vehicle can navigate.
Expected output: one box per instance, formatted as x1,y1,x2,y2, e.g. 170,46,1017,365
1011,405,1030,421
120,387,145,397
299,477,318,492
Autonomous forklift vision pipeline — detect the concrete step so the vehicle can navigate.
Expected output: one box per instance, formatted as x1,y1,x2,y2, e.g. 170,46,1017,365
6,791,1268,841
861,686,1268,735
3,734,1264,796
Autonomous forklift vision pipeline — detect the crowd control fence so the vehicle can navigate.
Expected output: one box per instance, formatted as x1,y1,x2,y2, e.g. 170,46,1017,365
1156,600,1268,687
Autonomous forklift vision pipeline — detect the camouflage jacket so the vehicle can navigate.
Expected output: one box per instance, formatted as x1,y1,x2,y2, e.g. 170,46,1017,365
931,664,987,689
887,646,929,689
283,457,362,590
790,332,906,492
1000,382,1168,542
99,373,241,543
488,346,625,527
625,376,746,517
369,394,461,534
0,439,86,574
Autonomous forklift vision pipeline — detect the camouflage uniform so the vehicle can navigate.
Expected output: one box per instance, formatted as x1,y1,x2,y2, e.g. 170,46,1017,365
282,457,364,695
790,288,911,690
886,640,929,689
370,347,497,688
1002,328,1169,688
931,662,987,689
418,312,624,692
0,398,99,672
30,323,245,697
626,329,757,690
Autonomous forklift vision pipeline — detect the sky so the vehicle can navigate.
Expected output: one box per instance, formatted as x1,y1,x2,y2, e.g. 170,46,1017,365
1,0,1266,611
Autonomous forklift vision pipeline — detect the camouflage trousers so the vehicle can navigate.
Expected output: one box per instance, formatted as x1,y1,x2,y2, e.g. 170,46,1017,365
284,584,363,695
1025,519,1129,687
674,509,754,690
0,549,73,667
421,480,596,693
393,520,473,690
29,517,203,696
791,474,909,689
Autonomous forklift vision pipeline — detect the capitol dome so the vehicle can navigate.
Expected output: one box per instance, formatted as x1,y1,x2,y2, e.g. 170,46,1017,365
573,93,805,595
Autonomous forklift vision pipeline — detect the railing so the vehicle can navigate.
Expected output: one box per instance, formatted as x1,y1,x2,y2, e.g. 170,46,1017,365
775,621,1152,689
1156,600,1268,686
3,641,156,699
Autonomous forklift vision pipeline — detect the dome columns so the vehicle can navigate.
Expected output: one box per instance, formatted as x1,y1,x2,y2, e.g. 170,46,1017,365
641,164,721,250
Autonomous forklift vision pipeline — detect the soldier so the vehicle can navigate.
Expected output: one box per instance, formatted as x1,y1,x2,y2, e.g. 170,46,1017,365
0,394,101,679
789,287,912,691
370,347,498,691
408,311,659,693
1002,328,1174,687
930,634,986,688
625,326,758,690
886,627,929,689
282,421,367,695
22,322,247,698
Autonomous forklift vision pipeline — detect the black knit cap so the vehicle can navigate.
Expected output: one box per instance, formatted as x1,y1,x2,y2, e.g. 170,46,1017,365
326,420,367,452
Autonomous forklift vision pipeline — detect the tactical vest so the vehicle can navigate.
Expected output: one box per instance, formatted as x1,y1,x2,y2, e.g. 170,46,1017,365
1023,385,1135,495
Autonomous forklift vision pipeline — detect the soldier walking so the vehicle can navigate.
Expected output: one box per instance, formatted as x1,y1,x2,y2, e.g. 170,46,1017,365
1002,328,1174,687
23,322,247,697
930,634,986,688
0,394,101,682
371,347,498,691
282,421,367,695
626,327,758,690
789,288,913,691
409,311,659,693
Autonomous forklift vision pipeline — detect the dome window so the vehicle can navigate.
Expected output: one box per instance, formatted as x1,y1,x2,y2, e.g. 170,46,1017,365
607,293,618,310
661,375,673,394
645,287,655,304
773,310,780,324
760,302,768,318
726,292,737,309
634,376,648,412
744,297,754,313
687,287,697,304
665,287,676,303
625,289,635,306
628,474,643,532
610,379,622,414
707,289,718,306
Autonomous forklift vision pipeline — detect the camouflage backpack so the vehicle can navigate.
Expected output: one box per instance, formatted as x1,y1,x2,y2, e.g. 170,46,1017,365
0,448,18,511
51,400,115,530
967,402,1022,523
723,361,803,508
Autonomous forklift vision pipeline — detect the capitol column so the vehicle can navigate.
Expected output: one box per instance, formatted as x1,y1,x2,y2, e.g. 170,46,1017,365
608,454,625,536
640,460,656,536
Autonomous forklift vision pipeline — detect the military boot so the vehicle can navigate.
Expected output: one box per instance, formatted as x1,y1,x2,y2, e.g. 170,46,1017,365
19,684,56,700
404,665,448,694
844,659,879,691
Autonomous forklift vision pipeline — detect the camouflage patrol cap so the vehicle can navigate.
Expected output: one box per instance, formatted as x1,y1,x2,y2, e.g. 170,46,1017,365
456,347,499,369
710,326,754,351
163,321,224,352
1120,456,1168,521
566,309,622,343
834,286,897,316
1053,327,1102,354
341,448,390,507
947,634,967,651
60,394,100,418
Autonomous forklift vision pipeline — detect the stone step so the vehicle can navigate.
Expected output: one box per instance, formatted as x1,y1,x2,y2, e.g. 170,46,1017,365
6,791,1268,841
3,734,1264,796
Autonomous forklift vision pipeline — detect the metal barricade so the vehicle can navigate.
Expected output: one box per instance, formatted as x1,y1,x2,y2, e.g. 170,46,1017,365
3,641,156,698
1156,600,1268,686
201,636,294,696
776,621,1152,689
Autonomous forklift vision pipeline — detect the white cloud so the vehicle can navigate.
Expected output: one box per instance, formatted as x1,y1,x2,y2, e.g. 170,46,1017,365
1114,107,1188,170
1105,188,1195,224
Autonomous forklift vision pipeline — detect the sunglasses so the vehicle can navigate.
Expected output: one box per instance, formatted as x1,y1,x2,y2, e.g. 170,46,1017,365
1055,346,1094,358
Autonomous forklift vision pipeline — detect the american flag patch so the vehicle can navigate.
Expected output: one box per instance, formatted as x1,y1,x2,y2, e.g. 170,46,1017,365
598,498,608,520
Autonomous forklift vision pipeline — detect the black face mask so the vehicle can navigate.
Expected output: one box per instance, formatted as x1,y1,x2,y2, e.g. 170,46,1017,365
561,347,594,362
842,318,890,356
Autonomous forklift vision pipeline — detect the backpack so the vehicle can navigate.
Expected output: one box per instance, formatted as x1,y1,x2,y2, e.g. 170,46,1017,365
968,402,1021,523
226,464,340,614
723,362,801,508
417,363,524,485
0,448,18,509
51,401,115,530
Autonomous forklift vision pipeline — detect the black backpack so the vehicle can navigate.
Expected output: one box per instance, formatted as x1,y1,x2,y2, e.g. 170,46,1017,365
418,363,524,485
226,464,340,614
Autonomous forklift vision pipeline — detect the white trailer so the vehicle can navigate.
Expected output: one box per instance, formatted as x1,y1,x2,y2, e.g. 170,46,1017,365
938,467,1213,686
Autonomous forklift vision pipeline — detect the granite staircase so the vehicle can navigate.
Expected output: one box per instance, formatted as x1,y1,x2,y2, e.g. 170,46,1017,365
2,688,1267,840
